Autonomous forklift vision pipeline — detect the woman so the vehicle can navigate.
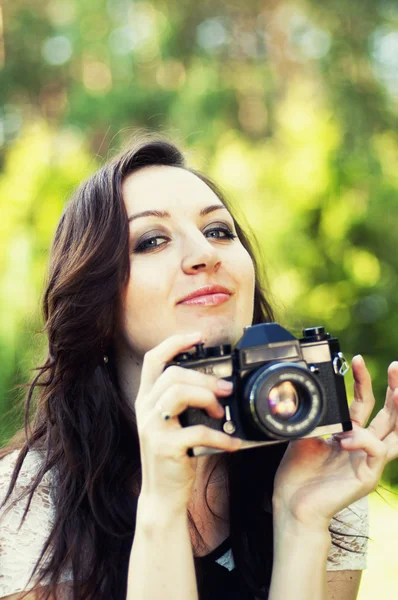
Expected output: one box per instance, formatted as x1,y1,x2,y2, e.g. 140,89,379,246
0,135,397,600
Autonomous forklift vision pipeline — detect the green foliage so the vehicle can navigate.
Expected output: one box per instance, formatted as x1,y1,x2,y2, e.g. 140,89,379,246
0,0,397,489
0,123,94,443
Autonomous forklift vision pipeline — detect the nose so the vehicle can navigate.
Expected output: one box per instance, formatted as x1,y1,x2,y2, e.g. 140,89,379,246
181,233,222,274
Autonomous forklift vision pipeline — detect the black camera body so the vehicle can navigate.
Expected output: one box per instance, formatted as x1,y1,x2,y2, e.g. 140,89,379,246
168,323,352,456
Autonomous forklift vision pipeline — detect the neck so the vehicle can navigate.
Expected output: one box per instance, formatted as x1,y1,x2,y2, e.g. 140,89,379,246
114,339,142,405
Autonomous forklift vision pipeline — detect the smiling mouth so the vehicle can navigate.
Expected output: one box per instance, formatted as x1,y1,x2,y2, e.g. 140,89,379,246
178,293,231,307
178,284,233,304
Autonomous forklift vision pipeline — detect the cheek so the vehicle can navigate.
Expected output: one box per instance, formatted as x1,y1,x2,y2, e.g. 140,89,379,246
125,261,165,315
118,265,167,354
229,249,256,315
121,256,176,341
235,249,255,290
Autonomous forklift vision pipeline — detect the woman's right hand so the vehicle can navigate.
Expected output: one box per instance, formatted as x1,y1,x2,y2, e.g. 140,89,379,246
134,332,242,512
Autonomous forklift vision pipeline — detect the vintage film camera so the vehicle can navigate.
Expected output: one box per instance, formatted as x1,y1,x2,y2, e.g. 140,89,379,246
168,323,352,456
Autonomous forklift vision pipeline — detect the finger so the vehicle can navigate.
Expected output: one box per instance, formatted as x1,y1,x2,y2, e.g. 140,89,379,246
367,362,398,440
383,432,398,463
340,427,387,478
140,332,203,394
147,364,233,411
153,383,225,422
172,424,242,454
349,355,375,427
385,361,398,411
377,387,398,461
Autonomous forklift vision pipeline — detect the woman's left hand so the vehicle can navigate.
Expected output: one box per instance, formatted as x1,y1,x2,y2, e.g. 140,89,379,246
272,357,398,531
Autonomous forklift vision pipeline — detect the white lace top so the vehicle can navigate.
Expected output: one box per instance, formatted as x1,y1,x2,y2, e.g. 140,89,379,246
0,450,369,597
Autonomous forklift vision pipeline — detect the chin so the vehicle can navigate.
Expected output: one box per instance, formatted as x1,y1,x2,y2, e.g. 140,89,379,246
199,323,243,349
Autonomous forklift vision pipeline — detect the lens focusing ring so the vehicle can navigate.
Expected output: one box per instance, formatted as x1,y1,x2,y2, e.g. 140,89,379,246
245,362,324,439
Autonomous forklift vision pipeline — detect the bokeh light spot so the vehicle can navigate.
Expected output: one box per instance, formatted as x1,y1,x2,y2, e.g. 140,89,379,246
82,60,112,94
46,0,76,26
42,36,73,66
197,18,228,51
370,27,398,97
344,249,381,287
109,26,134,55
156,60,186,89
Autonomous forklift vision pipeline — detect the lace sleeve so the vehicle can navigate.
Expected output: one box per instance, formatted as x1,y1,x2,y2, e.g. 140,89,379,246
326,495,369,571
0,449,71,597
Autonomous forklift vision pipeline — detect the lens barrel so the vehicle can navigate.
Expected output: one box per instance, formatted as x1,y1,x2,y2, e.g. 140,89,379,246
244,362,324,439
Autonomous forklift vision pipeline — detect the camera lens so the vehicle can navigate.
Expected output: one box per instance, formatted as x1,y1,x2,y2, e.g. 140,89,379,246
268,382,299,418
243,362,324,439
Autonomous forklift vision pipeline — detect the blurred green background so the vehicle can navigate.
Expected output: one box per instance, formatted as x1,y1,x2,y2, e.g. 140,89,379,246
0,0,397,595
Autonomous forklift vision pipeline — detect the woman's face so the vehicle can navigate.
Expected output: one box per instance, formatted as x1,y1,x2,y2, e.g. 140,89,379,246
118,165,255,359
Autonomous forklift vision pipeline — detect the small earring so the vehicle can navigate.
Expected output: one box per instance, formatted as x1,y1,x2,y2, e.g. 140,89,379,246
101,340,108,364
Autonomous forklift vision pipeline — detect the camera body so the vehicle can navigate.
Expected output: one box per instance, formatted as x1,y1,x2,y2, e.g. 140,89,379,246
167,323,352,456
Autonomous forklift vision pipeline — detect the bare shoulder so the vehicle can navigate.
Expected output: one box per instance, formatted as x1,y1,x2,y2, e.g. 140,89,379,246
327,570,363,600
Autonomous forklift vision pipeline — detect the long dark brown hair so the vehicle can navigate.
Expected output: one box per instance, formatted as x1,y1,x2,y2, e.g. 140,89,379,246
0,135,359,600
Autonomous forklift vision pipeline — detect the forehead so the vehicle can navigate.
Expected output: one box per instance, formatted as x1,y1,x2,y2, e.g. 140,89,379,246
122,165,223,215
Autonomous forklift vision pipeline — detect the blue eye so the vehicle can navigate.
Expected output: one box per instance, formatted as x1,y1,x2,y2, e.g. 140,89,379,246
133,225,236,254
205,226,237,240
134,235,169,253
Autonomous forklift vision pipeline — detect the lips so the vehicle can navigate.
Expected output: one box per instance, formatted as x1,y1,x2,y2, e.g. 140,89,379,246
178,285,232,304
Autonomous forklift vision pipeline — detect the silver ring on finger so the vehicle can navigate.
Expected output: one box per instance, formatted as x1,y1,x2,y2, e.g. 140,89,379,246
157,400,173,421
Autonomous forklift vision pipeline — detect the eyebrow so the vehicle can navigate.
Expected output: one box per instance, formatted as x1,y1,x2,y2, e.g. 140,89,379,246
128,204,228,223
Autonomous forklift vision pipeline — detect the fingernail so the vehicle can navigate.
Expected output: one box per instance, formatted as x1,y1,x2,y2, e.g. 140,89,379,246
217,379,233,392
353,354,363,363
216,404,225,417
333,430,352,440
341,436,354,445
